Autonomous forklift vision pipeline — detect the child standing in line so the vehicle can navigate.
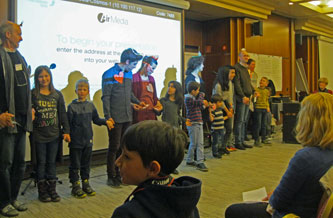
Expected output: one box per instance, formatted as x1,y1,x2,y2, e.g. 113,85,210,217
209,94,229,158
159,81,190,128
67,79,114,198
185,81,209,172
253,77,271,147
112,120,202,218
31,66,70,202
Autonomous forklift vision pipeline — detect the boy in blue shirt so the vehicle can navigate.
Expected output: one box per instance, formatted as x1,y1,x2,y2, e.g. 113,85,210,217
68,79,114,198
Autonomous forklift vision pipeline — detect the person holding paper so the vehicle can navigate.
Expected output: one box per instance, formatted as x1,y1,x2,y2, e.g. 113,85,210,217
225,92,333,218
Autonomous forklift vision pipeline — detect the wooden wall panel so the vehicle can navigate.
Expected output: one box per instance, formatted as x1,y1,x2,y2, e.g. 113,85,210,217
184,19,203,50
0,1,8,22
245,14,291,95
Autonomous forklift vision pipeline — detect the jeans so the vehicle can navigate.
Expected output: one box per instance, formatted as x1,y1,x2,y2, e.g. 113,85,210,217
36,138,59,181
0,128,26,209
186,123,204,164
224,117,233,147
211,129,225,155
253,109,268,141
234,101,249,145
266,112,272,137
107,122,131,177
69,146,92,183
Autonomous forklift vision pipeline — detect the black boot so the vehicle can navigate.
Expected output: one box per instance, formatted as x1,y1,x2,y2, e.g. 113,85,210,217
47,180,61,202
37,180,51,202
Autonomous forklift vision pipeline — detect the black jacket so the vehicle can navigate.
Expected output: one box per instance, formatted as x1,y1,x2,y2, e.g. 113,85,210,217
111,176,202,218
67,99,106,148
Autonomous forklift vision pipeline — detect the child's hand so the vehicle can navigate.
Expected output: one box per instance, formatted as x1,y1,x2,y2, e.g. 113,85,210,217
254,91,260,97
132,103,142,111
32,108,36,121
227,111,233,118
185,119,192,126
209,103,216,111
106,120,114,130
267,107,270,113
153,101,163,112
262,190,274,201
63,134,71,143
203,100,209,108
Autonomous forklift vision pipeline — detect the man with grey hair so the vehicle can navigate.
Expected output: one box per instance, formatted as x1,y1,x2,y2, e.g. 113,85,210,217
234,48,254,150
0,21,32,217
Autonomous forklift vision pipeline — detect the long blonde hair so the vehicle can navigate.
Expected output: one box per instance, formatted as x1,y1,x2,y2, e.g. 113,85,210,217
295,92,333,149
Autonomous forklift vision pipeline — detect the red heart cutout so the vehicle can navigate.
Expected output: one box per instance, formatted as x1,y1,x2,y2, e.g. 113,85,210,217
114,72,124,84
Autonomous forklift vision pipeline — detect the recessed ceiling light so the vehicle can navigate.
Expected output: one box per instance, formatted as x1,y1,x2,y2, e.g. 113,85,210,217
289,2,294,5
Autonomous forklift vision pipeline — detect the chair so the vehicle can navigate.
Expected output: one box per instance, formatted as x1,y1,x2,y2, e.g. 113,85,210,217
317,167,333,218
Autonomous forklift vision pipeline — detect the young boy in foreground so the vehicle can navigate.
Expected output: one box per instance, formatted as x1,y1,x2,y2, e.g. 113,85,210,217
111,120,202,218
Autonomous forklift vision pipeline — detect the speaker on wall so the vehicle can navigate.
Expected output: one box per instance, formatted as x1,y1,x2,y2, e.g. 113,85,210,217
296,33,302,45
252,21,263,36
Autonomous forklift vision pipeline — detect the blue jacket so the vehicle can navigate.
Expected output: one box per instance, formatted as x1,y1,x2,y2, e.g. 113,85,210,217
101,64,140,123
269,146,333,218
67,100,106,148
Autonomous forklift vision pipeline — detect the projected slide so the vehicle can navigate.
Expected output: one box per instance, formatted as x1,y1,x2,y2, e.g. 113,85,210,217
17,0,182,99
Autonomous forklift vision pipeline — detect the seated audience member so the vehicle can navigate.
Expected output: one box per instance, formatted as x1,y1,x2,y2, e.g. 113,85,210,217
111,120,202,218
315,77,333,94
225,92,333,218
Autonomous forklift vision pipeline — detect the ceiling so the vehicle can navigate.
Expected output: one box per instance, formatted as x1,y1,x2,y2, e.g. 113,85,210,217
184,0,333,37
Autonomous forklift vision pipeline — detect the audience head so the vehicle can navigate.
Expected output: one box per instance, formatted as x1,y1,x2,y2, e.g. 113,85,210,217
120,48,143,72
295,92,333,149
0,21,22,50
116,120,187,185
166,80,183,105
33,65,55,94
238,48,249,65
185,55,205,75
318,77,329,91
187,81,200,96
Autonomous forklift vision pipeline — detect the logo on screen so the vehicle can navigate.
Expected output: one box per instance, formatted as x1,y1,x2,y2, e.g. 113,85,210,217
97,13,128,25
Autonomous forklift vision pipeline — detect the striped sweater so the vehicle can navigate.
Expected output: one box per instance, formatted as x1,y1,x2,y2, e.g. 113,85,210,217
184,92,205,123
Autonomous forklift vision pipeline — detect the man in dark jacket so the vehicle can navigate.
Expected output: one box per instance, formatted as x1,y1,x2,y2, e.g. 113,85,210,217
0,21,32,217
234,48,254,150
102,48,144,187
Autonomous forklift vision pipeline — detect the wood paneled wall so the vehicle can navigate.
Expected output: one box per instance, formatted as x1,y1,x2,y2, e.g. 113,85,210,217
296,36,318,93
245,14,292,96
0,1,8,22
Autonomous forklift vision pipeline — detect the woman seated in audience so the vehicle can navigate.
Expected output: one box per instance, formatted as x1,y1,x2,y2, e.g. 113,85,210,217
225,92,333,218
314,77,333,94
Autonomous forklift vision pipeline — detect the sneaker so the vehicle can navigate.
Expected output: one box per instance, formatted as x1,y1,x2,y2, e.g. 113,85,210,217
172,169,179,174
262,139,272,145
196,163,208,172
254,140,262,147
227,146,237,152
186,162,196,167
71,181,87,198
242,142,253,148
221,148,230,155
235,144,246,150
82,179,96,196
212,153,222,159
11,200,27,211
107,177,121,187
0,204,19,217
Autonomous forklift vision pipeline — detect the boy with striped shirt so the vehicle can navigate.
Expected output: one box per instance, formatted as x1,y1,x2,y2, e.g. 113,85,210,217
209,94,229,158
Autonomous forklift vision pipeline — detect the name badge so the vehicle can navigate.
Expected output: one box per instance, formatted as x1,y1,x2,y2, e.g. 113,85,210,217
15,64,23,71
147,84,153,93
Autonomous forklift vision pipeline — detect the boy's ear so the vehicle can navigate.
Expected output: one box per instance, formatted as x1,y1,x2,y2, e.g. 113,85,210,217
125,59,130,65
148,160,161,177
